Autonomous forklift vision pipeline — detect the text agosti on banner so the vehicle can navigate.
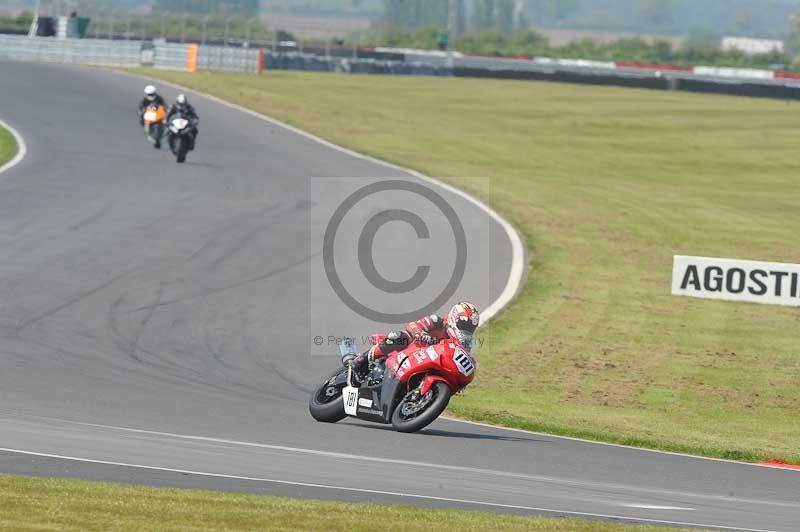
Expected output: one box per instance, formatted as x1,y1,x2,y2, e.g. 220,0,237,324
672,255,800,307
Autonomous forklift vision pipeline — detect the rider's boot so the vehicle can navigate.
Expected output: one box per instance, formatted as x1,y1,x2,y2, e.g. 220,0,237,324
349,352,369,375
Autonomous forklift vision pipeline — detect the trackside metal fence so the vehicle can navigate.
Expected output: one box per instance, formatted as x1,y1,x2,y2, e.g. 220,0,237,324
0,34,141,67
3,35,800,99
0,35,262,74
263,51,450,77
152,42,189,71
198,46,261,74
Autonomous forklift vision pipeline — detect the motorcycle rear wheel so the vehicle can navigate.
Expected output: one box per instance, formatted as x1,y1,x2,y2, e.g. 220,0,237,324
391,381,451,433
308,368,347,423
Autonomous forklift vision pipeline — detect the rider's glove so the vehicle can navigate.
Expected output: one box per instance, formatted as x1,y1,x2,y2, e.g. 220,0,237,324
415,333,437,345
384,330,405,346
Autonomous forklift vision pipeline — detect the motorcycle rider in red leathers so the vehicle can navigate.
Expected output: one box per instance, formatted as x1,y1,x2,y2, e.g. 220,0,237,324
350,302,480,373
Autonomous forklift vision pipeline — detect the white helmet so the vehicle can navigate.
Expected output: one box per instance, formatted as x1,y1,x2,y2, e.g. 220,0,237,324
144,85,157,101
176,94,187,105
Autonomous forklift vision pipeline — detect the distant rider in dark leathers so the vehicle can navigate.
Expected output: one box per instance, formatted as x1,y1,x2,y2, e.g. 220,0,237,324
167,93,199,151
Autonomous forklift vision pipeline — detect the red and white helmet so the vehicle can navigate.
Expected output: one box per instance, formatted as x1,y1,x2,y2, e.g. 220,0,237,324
446,302,479,351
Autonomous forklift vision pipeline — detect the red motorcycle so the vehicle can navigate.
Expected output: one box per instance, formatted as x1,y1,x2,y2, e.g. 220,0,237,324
309,335,476,433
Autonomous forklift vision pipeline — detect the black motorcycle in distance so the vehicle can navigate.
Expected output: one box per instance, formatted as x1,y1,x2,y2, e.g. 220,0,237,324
167,113,198,163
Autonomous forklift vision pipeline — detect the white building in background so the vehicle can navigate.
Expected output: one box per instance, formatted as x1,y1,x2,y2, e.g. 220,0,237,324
721,37,784,55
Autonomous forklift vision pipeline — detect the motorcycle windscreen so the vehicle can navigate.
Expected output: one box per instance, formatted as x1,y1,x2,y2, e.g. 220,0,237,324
452,329,474,352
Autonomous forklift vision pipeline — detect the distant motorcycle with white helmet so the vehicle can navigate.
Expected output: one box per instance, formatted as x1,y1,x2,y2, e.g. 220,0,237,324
138,85,167,149
166,94,199,164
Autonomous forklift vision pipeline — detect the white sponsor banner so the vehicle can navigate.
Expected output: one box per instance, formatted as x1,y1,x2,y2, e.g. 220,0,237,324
672,256,800,307
693,66,775,80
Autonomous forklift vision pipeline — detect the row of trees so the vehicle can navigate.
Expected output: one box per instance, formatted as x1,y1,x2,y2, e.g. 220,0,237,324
152,0,260,16
0,9,276,42
381,1,685,34
380,0,792,37
383,0,452,31
98,12,272,41
382,0,526,35
361,27,794,70
0,10,33,32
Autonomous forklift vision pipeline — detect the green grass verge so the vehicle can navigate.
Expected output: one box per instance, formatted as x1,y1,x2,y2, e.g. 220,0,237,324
134,69,800,464
0,123,17,167
0,474,695,531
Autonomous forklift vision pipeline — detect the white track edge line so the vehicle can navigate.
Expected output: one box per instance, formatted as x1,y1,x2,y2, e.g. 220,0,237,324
14,415,799,510
440,416,800,470
0,448,781,532
114,68,526,324
0,118,27,175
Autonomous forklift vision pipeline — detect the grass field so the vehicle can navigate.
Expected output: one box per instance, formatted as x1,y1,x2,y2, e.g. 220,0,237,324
0,474,695,531
138,69,800,463
0,122,17,167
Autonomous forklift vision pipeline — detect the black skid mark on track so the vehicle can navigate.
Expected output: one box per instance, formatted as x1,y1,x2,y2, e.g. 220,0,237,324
107,291,298,402
128,251,321,314
127,283,164,363
265,358,313,396
109,292,165,369
203,312,238,371
186,201,284,266
237,309,311,398
205,222,273,272
5,215,37,238
68,201,115,231
136,193,198,232
14,269,134,340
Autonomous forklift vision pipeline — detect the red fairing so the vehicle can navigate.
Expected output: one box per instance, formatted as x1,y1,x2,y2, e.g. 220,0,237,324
419,374,451,397
385,338,476,395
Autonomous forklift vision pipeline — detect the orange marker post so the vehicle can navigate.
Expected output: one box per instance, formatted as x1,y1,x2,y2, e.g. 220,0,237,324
257,48,266,75
186,44,198,73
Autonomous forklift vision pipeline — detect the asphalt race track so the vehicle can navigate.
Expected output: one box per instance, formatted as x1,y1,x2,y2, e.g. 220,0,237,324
0,61,798,531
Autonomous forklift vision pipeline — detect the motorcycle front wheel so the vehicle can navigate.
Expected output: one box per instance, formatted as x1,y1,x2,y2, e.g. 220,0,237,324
176,136,188,163
391,381,451,433
308,368,348,423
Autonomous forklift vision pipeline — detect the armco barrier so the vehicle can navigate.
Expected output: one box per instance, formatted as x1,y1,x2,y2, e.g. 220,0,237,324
453,66,800,99
4,35,800,99
0,34,141,67
454,66,670,91
152,42,189,71
198,45,261,74
677,78,800,100
263,51,450,77
0,35,262,74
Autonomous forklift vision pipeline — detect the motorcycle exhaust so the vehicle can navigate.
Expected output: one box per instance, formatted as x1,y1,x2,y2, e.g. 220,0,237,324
339,336,358,367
